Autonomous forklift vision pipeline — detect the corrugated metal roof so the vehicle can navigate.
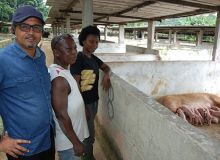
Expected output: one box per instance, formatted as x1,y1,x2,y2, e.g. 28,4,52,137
46,0,220,25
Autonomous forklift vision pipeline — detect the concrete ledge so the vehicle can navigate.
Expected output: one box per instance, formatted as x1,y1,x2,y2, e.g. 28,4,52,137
97,72,220,160
95,53,160,62
74,38,126,53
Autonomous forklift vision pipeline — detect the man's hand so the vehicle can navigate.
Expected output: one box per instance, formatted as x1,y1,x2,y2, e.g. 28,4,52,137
0,132,31,158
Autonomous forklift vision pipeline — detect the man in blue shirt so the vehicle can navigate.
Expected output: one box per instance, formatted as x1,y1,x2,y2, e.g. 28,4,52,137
0,5,55,160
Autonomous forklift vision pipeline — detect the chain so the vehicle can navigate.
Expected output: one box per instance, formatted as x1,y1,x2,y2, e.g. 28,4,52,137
106,85,114,120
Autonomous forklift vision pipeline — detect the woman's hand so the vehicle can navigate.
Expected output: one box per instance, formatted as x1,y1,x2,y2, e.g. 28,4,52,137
0,132,30,158
73,141,85,156
102,73,111,91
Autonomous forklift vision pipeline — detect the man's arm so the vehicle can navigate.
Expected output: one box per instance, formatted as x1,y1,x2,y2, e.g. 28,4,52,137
0,132,30,158
51,77,84,156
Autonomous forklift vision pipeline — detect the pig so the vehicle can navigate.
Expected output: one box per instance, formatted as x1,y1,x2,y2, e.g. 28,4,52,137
156,93,220,126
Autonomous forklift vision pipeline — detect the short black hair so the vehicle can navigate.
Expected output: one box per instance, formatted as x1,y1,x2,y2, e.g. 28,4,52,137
78,25,100,46
51,34,74,50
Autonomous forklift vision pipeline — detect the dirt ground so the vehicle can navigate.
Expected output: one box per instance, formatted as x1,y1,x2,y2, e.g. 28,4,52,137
40,39,54,66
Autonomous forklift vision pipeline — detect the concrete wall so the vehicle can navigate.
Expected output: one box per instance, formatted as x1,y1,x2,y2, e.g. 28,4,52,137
108,61,220,96
74,37,126,53
126,45,146,54
97,72,220,160
94,53,160,62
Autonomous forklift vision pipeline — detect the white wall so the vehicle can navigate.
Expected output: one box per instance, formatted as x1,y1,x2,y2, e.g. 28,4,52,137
74,37,126,53
108,61,220,96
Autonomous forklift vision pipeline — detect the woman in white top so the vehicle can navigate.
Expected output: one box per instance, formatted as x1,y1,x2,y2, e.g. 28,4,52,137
49,34,89,160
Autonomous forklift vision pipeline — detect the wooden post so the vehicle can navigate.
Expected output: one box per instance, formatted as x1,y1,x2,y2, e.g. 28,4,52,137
147,20,155,50
196,29,203,46
173,31,177,44
66,16,71,33
81,0,93,28
168,29,172,44
118,24,125,44
212,11,220,61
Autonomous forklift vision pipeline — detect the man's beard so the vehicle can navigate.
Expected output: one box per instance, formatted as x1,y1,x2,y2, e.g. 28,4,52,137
27,45,35,48
26,42,37,49
25,35,38,49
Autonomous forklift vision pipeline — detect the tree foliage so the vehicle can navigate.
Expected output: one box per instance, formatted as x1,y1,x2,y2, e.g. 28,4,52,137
0,0,49,22
158,14,216,26
125,14,217,27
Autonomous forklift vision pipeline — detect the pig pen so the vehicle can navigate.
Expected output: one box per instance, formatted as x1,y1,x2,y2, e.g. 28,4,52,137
95,60,220,160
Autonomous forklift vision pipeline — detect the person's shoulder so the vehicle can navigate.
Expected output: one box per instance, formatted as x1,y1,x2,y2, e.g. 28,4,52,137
77,51,83,57
91,54,98,58
75,51,84,61
48,64,65,80
36,47,46,57
92,53,102,61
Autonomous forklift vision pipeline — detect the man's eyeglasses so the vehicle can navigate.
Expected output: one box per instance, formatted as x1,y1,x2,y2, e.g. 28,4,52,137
16,23,43,33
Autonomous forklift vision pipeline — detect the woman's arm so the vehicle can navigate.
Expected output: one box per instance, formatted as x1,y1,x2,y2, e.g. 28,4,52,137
51,77,84,156
73,75,81,90
100,63,112,91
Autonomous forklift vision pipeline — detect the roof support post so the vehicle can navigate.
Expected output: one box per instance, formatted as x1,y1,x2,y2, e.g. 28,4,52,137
168,29,172,44
81,0,93,28
147,20,155,51
134,30,137,39
66,16,71,33
155,32,158,42
52,25,55,37
173,31,177,44
61,23,65,34
118,24,125,44
196,29,203,46
57,24,61,35
212,11,220,61
141,31,145,40
53,24,57,36
104,25,108,41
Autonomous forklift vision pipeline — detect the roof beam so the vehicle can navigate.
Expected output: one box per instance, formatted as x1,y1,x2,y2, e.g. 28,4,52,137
154,0,220,11
115,1,156,15
59,9,149,21
94,1,155,22
66,0,79,10
53,17,119,25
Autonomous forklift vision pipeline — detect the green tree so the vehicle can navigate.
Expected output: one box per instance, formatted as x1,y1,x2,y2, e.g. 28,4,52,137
0,0,49,22
159,14,216,26
0,0,14,21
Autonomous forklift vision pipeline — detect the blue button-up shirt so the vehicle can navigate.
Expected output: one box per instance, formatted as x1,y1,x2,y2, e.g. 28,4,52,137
0,42,53,156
